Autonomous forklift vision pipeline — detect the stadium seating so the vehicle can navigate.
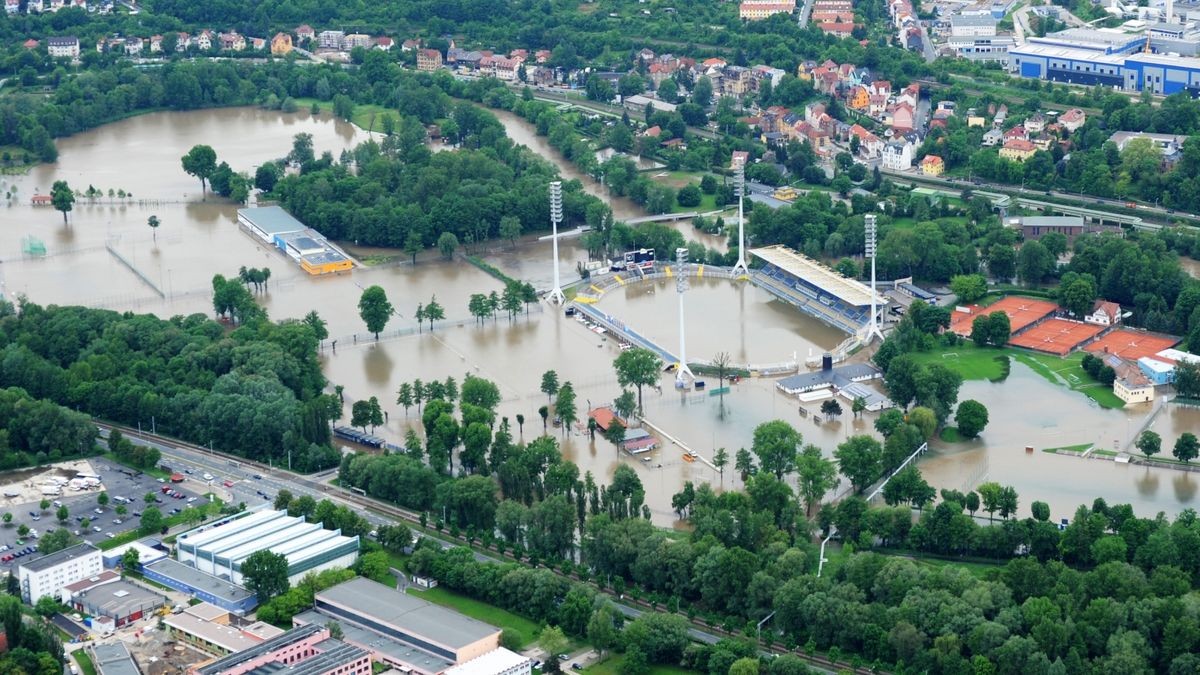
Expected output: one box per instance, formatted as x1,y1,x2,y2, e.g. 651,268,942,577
752,264,869,334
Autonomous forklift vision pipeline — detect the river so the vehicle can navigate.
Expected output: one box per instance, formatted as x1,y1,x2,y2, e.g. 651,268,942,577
1,106,1196,524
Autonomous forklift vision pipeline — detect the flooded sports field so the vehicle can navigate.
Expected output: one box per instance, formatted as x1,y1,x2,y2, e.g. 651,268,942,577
2,105,1198,524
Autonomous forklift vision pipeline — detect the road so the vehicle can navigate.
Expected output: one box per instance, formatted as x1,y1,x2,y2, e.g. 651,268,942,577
104,424,854,673
879,167,1195,228
797,0,817,27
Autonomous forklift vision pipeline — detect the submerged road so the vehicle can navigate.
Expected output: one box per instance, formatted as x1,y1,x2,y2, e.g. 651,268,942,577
101,422,850,673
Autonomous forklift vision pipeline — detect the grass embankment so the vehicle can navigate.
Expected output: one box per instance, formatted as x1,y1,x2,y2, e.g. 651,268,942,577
405,585,541,649
584,655,699,675
909,344,1125,409
1042,443,1093,454
939,427,963,442
102,452,170,480
73,650,97,675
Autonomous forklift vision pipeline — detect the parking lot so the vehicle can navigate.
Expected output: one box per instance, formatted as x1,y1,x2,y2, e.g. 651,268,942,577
0,460,207,567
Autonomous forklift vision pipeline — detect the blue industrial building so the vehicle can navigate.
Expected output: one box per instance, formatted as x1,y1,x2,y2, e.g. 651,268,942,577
1009,43,1200,94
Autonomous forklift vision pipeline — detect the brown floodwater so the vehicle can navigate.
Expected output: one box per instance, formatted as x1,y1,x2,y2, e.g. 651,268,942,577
3,107,1197,524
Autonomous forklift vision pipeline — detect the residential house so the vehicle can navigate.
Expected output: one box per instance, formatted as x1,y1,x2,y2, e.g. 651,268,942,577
895,83,919,108
195,30,213,51
417,48,443,72
317,30,344,50
295,25,315,43
1085,300,1122,326
271,32,293,55
882,139,914,170
967,110,986,127
343,33,371,49
219,31,245,51
175,32,192,51
124,37,142,55
1000,138,1037,162
149,35,162,53
22,38,38,48
993,104,1008,127
930,109,953,129
401,38,421,52
535,49,552,63
1025,113,1046,134
494,56,524,81
887,102,915,132
982,128,1003,146
849,124,884,158
1060,108,1086,132
723,66,752,97
638,48,656,61
846,85,870,110
47,35,79,58
374,37,393,50
739,0,796,20
5,0,19,15
1003,125,1028,141
920,155,945,176
250,37,266,50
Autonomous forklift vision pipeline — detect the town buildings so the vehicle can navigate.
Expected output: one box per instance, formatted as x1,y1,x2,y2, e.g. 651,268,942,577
18,542,102,603
165,602,285,656
270,32,293,55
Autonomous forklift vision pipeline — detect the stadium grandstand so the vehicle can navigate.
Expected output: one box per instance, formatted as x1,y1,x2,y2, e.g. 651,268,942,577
749,246,884,335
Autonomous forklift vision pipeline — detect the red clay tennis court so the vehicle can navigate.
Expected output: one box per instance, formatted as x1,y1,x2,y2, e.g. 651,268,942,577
1084,329,1179,362
1008,318,1105,356
950,296,1059,336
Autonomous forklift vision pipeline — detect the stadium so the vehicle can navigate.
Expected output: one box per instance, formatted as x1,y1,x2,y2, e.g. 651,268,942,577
748,245,885,336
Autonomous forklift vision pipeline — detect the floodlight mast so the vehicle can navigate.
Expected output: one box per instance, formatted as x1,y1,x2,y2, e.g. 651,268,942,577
675,247,695,387
548,181,565,305
731,156,748,275
865,213,883,341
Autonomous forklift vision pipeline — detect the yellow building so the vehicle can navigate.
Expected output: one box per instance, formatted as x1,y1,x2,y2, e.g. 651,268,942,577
999,139,1036,163
301,254,355,275
919,155,945,177
773,186,799,201
739,0,796,20
270,32,293,55
846,85,869,111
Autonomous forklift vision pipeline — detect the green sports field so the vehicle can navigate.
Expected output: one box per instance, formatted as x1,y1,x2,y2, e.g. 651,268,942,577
908,344,1125,409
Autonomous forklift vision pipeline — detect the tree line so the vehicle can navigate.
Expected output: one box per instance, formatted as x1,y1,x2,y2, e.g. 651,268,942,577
0,300,341,472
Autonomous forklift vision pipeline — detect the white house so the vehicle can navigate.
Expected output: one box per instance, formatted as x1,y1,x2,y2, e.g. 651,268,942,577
18,543,102,603
881,140,913,171
1085,299,1121,326
47,35,80,58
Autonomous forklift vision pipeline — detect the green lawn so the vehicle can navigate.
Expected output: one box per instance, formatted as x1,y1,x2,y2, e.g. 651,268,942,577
73,650,97,675
293,97,396,132
405,586,542,648
906,555,1002,580
584,655,699,675
910,344,1126,409
670,193,718,214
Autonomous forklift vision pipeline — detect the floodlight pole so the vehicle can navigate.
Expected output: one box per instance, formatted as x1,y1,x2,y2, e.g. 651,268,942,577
731,157,748,275
675,247,695,387
865,214,883,342
548,181,565,305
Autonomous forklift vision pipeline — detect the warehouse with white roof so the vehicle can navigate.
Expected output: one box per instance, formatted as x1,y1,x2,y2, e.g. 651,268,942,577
175,509,360,586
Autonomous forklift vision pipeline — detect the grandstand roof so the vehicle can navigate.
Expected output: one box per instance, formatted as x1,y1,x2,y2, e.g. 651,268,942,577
750,245,880,306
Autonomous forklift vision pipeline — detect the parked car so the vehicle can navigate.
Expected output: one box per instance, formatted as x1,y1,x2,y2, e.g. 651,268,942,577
92,526,101,532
